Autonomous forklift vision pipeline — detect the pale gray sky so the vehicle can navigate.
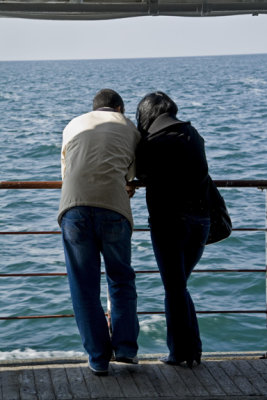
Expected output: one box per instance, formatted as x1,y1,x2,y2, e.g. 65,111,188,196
0,14,266,60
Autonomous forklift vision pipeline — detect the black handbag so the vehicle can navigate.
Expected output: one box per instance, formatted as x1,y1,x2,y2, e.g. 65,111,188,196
206,176,232,245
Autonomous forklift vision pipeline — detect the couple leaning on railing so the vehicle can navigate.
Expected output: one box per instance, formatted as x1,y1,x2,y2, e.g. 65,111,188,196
58,88,232,376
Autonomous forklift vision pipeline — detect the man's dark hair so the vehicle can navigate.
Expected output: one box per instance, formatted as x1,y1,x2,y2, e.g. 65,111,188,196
136,91,178,136
93,89,125,113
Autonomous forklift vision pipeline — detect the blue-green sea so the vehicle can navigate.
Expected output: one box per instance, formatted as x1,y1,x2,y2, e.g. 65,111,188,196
0,54,266,360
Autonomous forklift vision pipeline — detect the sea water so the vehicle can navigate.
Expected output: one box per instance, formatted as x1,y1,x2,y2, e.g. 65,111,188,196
0,54,266,360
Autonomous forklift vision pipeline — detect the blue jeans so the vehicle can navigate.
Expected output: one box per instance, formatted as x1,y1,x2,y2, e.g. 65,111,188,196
149,213,210,361
61,206,139,370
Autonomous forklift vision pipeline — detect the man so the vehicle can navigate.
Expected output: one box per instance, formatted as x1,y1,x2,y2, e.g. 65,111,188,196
58,89,140,376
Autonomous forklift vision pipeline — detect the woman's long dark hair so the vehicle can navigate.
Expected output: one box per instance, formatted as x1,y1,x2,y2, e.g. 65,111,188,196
136,91,178,136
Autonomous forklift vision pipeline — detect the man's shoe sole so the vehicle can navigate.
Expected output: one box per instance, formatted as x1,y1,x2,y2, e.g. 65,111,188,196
88,364,109,376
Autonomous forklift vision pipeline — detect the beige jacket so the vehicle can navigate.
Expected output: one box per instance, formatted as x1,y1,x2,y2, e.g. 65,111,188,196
58,110,140,228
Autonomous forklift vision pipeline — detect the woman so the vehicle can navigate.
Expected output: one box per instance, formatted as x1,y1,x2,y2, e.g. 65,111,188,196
136,91,210,368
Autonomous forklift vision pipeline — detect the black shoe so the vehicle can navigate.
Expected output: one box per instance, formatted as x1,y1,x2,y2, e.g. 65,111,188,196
195,352,202,365
187,352,202,368
186,358,201,369
115,356,139,364
160,353,201,368
185,352,202,368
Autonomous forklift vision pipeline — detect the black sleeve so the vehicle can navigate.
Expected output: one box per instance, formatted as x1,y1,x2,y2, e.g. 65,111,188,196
135,139,148,181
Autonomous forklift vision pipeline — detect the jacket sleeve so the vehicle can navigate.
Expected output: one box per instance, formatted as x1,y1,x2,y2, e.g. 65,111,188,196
126,123,140,182
126,159,136,182
135,140,148,181
61,142,66,180
61,121,72,180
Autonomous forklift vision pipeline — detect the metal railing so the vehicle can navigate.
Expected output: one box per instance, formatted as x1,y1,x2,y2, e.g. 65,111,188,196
0,179,266,321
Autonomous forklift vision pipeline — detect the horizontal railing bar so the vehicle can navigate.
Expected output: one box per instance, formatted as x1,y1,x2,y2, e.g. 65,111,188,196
0,228,266,235
1,179,267,189
0,273,68,276
0,310,266,320
0,231,62,235
0,269,265,277
0,315,74,320
0,181,62,189
137,310,267,314
0,229,147,234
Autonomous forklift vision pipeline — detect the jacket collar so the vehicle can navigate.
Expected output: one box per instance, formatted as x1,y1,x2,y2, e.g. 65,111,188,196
148,113,189,136
96,107,119,112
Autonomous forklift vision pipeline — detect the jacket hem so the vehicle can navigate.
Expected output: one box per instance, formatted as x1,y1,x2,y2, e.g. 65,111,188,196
58,202,133,229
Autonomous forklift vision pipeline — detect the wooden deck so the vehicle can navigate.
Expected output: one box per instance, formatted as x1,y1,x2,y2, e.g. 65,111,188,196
0,354,266,400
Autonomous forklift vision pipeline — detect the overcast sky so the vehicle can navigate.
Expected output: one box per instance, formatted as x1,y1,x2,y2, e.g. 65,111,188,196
0,14,267,60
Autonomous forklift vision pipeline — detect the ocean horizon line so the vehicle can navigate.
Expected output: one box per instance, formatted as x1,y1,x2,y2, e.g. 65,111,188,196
0,51,266,63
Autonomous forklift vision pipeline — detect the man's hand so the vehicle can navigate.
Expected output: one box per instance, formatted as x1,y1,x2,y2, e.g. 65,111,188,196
126,185,135,198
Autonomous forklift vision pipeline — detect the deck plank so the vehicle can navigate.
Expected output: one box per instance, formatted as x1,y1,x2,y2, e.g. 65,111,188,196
159,362,192,397
98,367,125,398
174,364,209,397
233,359,267,396
219,360,261,396
19,367,38,400
82,365,108,398
64,364,90,399
141,362,175,397
33,366,56,400
247,358,267,378
110,363,141,397
192,362,226,396
49,366,73,400
204,360,242,395
0,368,20,400
127,362,160,398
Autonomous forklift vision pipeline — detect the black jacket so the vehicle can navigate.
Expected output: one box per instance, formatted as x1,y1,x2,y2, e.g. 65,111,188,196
136,113,210,219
